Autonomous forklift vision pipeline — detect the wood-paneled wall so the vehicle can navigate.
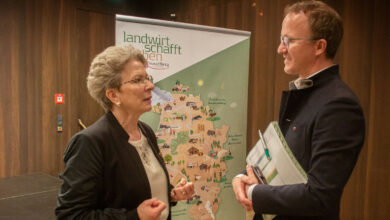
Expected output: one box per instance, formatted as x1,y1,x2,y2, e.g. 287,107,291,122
0,0,151,178
0,0,388,219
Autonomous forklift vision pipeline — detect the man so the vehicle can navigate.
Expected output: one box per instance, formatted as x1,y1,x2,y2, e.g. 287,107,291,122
233,1,365,219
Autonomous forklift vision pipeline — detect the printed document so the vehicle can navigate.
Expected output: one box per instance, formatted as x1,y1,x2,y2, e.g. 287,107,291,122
246,121,307,186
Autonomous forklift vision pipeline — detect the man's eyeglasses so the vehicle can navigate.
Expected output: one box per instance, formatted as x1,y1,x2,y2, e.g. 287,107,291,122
280,36,319,49
122,75,154,85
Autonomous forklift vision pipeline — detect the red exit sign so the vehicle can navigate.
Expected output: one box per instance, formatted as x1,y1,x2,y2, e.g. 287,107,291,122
55,93,65,104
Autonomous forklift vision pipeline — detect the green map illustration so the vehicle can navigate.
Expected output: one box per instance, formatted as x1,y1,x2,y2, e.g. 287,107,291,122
140,40,249,220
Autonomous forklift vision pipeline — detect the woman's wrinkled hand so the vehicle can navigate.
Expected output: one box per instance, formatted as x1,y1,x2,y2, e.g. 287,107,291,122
137,198,167,220
170,178,195,202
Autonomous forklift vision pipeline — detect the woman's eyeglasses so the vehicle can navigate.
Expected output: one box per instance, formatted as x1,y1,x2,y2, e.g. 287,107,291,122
122,75,154,85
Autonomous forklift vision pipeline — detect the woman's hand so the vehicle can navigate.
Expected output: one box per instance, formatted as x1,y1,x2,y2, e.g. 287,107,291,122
170,178,195,202
137,198,167,220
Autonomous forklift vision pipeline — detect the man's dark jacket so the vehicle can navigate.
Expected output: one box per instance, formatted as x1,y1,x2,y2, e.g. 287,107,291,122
252,65,365,220
56,111,174,219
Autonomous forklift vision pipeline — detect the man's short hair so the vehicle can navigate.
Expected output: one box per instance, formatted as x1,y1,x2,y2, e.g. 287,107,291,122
284,0,343,59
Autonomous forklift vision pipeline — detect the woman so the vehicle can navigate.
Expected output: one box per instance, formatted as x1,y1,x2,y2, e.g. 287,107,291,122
55,45,194,220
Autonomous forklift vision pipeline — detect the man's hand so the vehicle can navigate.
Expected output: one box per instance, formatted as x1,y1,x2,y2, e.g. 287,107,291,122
245,165,260,185
232,165,261,211
170,178,195,202
232,174,253,210
137,198,167,220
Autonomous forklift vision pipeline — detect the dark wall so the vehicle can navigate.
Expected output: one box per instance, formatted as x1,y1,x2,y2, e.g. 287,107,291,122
0,0,389,219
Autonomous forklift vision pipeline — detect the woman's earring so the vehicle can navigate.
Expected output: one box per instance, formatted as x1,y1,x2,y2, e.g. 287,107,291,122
116,102,121,107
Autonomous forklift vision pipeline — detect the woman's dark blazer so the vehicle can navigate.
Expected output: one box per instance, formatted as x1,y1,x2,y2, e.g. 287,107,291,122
56,111,174,220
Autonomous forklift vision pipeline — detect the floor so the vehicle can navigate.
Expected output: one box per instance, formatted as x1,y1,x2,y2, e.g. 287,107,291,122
0,173,61,220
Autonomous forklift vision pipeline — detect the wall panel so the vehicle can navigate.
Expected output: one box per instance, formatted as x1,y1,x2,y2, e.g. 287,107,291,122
1,0,24,177
23,0,44,175
364,0,390,218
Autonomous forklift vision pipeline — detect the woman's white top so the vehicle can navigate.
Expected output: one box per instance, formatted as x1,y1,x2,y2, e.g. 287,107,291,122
129,132,169,220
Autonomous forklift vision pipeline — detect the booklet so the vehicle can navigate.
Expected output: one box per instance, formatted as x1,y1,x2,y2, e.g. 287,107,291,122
246,121,307,186
246,121,308,220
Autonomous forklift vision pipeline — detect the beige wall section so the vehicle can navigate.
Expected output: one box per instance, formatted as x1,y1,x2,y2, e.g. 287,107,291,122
0,0,389,219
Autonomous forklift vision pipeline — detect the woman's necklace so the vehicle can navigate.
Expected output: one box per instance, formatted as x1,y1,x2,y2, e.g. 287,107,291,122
129,132,151,166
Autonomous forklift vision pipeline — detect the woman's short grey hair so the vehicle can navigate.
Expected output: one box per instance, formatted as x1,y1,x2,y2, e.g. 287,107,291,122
87,45,147,112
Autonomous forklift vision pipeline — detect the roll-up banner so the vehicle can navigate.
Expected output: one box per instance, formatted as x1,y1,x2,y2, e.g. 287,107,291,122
116,15,250,220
